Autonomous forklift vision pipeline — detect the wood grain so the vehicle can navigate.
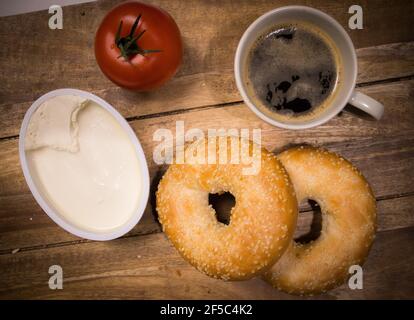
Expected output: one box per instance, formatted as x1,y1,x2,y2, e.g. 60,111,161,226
1,79,413,252
0,0,413,300
1,191,413,254
0,226,412,299
1,80,413,196
294,194,414,241
0,0,413,138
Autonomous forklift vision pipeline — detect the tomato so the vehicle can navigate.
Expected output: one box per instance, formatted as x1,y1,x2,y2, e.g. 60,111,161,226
95,1,182,91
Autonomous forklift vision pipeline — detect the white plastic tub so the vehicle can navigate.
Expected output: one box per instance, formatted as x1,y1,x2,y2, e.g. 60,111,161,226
19,88,150,240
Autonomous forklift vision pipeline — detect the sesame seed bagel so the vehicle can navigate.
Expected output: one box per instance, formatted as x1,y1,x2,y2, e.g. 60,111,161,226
263,146,377,295
156,136,297,280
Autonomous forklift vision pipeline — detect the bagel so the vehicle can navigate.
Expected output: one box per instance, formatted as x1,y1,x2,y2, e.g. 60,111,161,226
263,146,377,295
156,136,297,280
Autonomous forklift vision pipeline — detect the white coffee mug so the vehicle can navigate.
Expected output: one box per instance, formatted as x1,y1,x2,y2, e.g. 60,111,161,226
234,6,384,130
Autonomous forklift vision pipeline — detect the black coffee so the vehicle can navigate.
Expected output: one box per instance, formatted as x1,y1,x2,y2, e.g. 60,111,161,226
245,22,341,122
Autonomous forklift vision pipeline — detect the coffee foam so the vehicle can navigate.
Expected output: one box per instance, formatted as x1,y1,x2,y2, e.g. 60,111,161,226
243,21,343,124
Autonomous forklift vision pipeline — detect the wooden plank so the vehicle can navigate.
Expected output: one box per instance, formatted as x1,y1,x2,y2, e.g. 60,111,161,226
0,226,412,299
327,227,414,299
294,194,414,240
0,79,413,251
356,42,414,83
1,190,413,254
0,0,413,138
0,192,160,251
1,79,413,197
1,42,413,140
0,0,412,301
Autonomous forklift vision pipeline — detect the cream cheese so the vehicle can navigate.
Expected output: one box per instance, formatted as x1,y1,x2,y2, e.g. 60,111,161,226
25,95,142,233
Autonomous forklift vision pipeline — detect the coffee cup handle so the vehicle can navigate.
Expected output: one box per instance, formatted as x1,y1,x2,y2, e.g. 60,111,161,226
349,91,384,120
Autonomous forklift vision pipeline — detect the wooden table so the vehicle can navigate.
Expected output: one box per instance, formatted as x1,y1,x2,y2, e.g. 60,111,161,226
0,0,413,299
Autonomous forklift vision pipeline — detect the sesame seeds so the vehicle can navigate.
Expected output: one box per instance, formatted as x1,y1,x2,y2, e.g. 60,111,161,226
264,145,376,295
156,138,297,281
157,143,376,294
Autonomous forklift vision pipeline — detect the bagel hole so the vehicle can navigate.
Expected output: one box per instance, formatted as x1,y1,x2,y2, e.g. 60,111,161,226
209,192,235,225
294,199,322,244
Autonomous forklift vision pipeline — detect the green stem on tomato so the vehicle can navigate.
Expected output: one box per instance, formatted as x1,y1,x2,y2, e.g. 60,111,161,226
115,14,161,60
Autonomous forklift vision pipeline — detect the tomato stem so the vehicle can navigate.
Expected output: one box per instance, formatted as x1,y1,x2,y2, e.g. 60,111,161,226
115,14,161,60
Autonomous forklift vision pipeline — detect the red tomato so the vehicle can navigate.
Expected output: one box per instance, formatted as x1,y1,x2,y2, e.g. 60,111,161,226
95,1,183,91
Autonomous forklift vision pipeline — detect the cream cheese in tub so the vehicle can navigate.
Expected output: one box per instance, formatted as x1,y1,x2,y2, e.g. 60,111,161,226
19,89,149,240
